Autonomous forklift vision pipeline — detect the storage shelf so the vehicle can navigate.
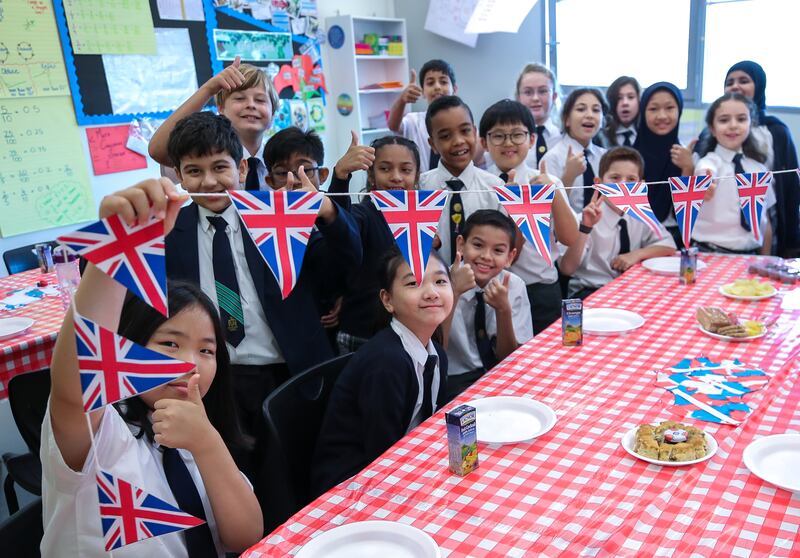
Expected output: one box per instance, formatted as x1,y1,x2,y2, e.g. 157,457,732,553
355,54,407,60
358,88,404,95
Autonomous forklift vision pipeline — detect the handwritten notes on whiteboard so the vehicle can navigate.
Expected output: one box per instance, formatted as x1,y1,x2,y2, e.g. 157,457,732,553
86,125,147,175
62,0,157,55
0,0,70,98
0,97,94,237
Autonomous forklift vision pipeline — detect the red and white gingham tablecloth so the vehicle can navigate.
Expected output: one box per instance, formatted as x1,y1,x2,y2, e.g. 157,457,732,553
244,255,800,557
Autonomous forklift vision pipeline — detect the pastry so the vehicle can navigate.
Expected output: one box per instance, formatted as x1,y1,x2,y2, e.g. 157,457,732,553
696,307,731,332
634,421,707,462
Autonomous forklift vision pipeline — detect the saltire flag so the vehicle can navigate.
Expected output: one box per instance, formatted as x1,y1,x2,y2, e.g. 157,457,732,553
668,175,712,248
371,190,448,285
735,171,772,242
74,311,196,412
494,184,556,266
229,190,322,299
593,182,662,238
57,215,167,316
96,469,205,551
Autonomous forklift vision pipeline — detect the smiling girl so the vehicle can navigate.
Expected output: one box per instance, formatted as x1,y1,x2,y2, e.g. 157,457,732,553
515,63,563,166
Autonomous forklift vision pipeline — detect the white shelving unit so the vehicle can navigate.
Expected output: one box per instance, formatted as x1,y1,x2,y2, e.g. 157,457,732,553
324,15,409,192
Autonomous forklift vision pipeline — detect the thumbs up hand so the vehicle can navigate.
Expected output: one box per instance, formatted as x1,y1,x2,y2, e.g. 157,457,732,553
450,251,476,297
334,130,376,179
152,372,216,452
484,272,512,314
400,69,423,104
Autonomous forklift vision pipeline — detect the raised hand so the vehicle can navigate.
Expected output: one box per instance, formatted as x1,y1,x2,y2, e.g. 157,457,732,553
334,130,376,179
671,142,695,175
400,69,423,104
484,272,511,314
528,160,550,185
152,373,214,453
505,169,517,185
99,178,188,233
581,189,603,228
208,55,246,93
450,251,476,296
563,146,588,184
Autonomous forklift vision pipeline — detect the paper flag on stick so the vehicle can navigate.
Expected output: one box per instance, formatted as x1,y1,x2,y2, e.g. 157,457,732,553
371,190,448,285
57,214,168,315
230,190,323,299
669,175,712,249
494,184,555,266
593,182,662,238
96,469,205,551
74,311,196,412
735,171,772,242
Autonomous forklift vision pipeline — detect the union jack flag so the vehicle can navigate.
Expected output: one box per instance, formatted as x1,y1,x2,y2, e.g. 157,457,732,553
669,175,712,248
371,190,448,285
57,215,167,315
735,171,772,242
494,184,555,266
593,182,662,238
230,190,323,299
96,469,205,551
74,311,196,412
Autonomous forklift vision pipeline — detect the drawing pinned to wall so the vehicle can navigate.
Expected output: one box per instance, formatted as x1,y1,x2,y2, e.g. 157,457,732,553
424,0,480,47
62,0,158,55
271,9,290,31
0,0,70,98
248,0,272,20
289,99,308,130
85,125,148,176
268,98,293,135
464,0,537,34
213,29,292,61
306,97,324,132
156,0,205,21
299,0,317,17
0,97,94,237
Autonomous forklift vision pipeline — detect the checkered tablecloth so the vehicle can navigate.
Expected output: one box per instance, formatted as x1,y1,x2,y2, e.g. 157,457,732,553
244,255,800,557
0,269,65,399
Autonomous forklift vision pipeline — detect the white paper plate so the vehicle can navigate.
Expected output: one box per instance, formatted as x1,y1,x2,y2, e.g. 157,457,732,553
718,283,777,301
295,521,440,558
697,324,766,343
743,434,800,493
0,317,35,341
620,425,717,467
583,308,645,335
642,257,708,276
467,396,557,444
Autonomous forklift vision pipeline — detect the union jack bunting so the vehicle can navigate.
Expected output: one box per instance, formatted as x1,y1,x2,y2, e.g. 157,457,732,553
735,171,772,242
371,190,448,285
668,175,712,248
96,469,205,551
593,182,662,238
494,184,556,266
57,215,167,315
74,311,196,412
230,190,323,299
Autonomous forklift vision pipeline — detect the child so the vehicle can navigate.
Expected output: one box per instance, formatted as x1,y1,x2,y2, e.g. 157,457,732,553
559,147,675,299
541,88,608,213
311,249,453,496
42,178,263,556
602,76,641,147
388,59,457,171
444,210,533,400
479,99,579,333
693,93,773,254
149,57,279,189
515,63,562,166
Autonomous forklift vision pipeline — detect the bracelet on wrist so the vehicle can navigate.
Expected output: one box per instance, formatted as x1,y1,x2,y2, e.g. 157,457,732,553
579,223,593,234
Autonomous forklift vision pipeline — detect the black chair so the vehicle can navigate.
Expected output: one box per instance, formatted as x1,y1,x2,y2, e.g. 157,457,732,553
0,497,43,558
256,353,353,533
2,242,57,275
2,370,51,515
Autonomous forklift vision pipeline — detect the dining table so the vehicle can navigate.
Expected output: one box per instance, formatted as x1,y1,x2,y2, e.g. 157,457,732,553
243,254,800,557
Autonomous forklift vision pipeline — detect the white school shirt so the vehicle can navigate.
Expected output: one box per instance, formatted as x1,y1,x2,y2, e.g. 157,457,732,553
243,144,268,189
565,202,675,296
541,134,606,213
615,124,637,147
198,203,283,365
751,125,775,171
399,111,434,171
447,271,533,376
524,120,563,168
693,145,775,251
390,318,441,432
40,405,233,558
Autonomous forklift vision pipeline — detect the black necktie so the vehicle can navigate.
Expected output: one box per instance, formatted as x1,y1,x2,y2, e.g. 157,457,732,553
429,149,440,171
582,149,596,207
535,125,547,164
207,216,245,347
420,355,438,421
446,179,465,263
245,157,261,191
732,153,751,231
499,171,509,183
618,218,630,255
162,448,217,558
474,291,496,370
621,130,633,147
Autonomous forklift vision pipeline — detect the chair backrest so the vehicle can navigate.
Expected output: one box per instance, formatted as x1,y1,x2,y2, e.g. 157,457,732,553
2,242,56,275
258,352,352,533
0,497,43,558
8,370,51,455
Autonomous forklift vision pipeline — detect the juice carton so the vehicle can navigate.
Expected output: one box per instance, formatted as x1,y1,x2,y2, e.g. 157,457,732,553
562,298,583,346
680,247,698,285
446,405,479,476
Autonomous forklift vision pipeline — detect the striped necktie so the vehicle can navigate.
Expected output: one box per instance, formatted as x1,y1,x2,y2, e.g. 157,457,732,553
207,216,245,347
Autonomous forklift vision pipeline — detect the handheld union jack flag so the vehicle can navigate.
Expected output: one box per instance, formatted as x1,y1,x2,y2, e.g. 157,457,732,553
74,311,196,412
735,171,772,242
593,182,662,238
97,469,205,551
669,175,712,248
57,215,167,315
230,190,322,299
494,184,555,266
371,190,448,285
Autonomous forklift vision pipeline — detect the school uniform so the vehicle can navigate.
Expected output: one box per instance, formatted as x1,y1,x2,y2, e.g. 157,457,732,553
399,111,436,171
541,135,606,213
242,145,268,190
609,124,638,148
525,120,562,168
693,145,774,253
311,319,448,496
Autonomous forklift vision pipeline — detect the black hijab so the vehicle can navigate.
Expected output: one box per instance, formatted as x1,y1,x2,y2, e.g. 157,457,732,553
726,61,768,122
634,82,684,222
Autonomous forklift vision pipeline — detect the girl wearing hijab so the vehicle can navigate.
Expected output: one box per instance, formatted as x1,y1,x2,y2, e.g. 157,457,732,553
633,82,695,246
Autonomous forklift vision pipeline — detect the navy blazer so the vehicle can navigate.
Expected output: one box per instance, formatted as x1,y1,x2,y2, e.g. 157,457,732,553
166,202,362,375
